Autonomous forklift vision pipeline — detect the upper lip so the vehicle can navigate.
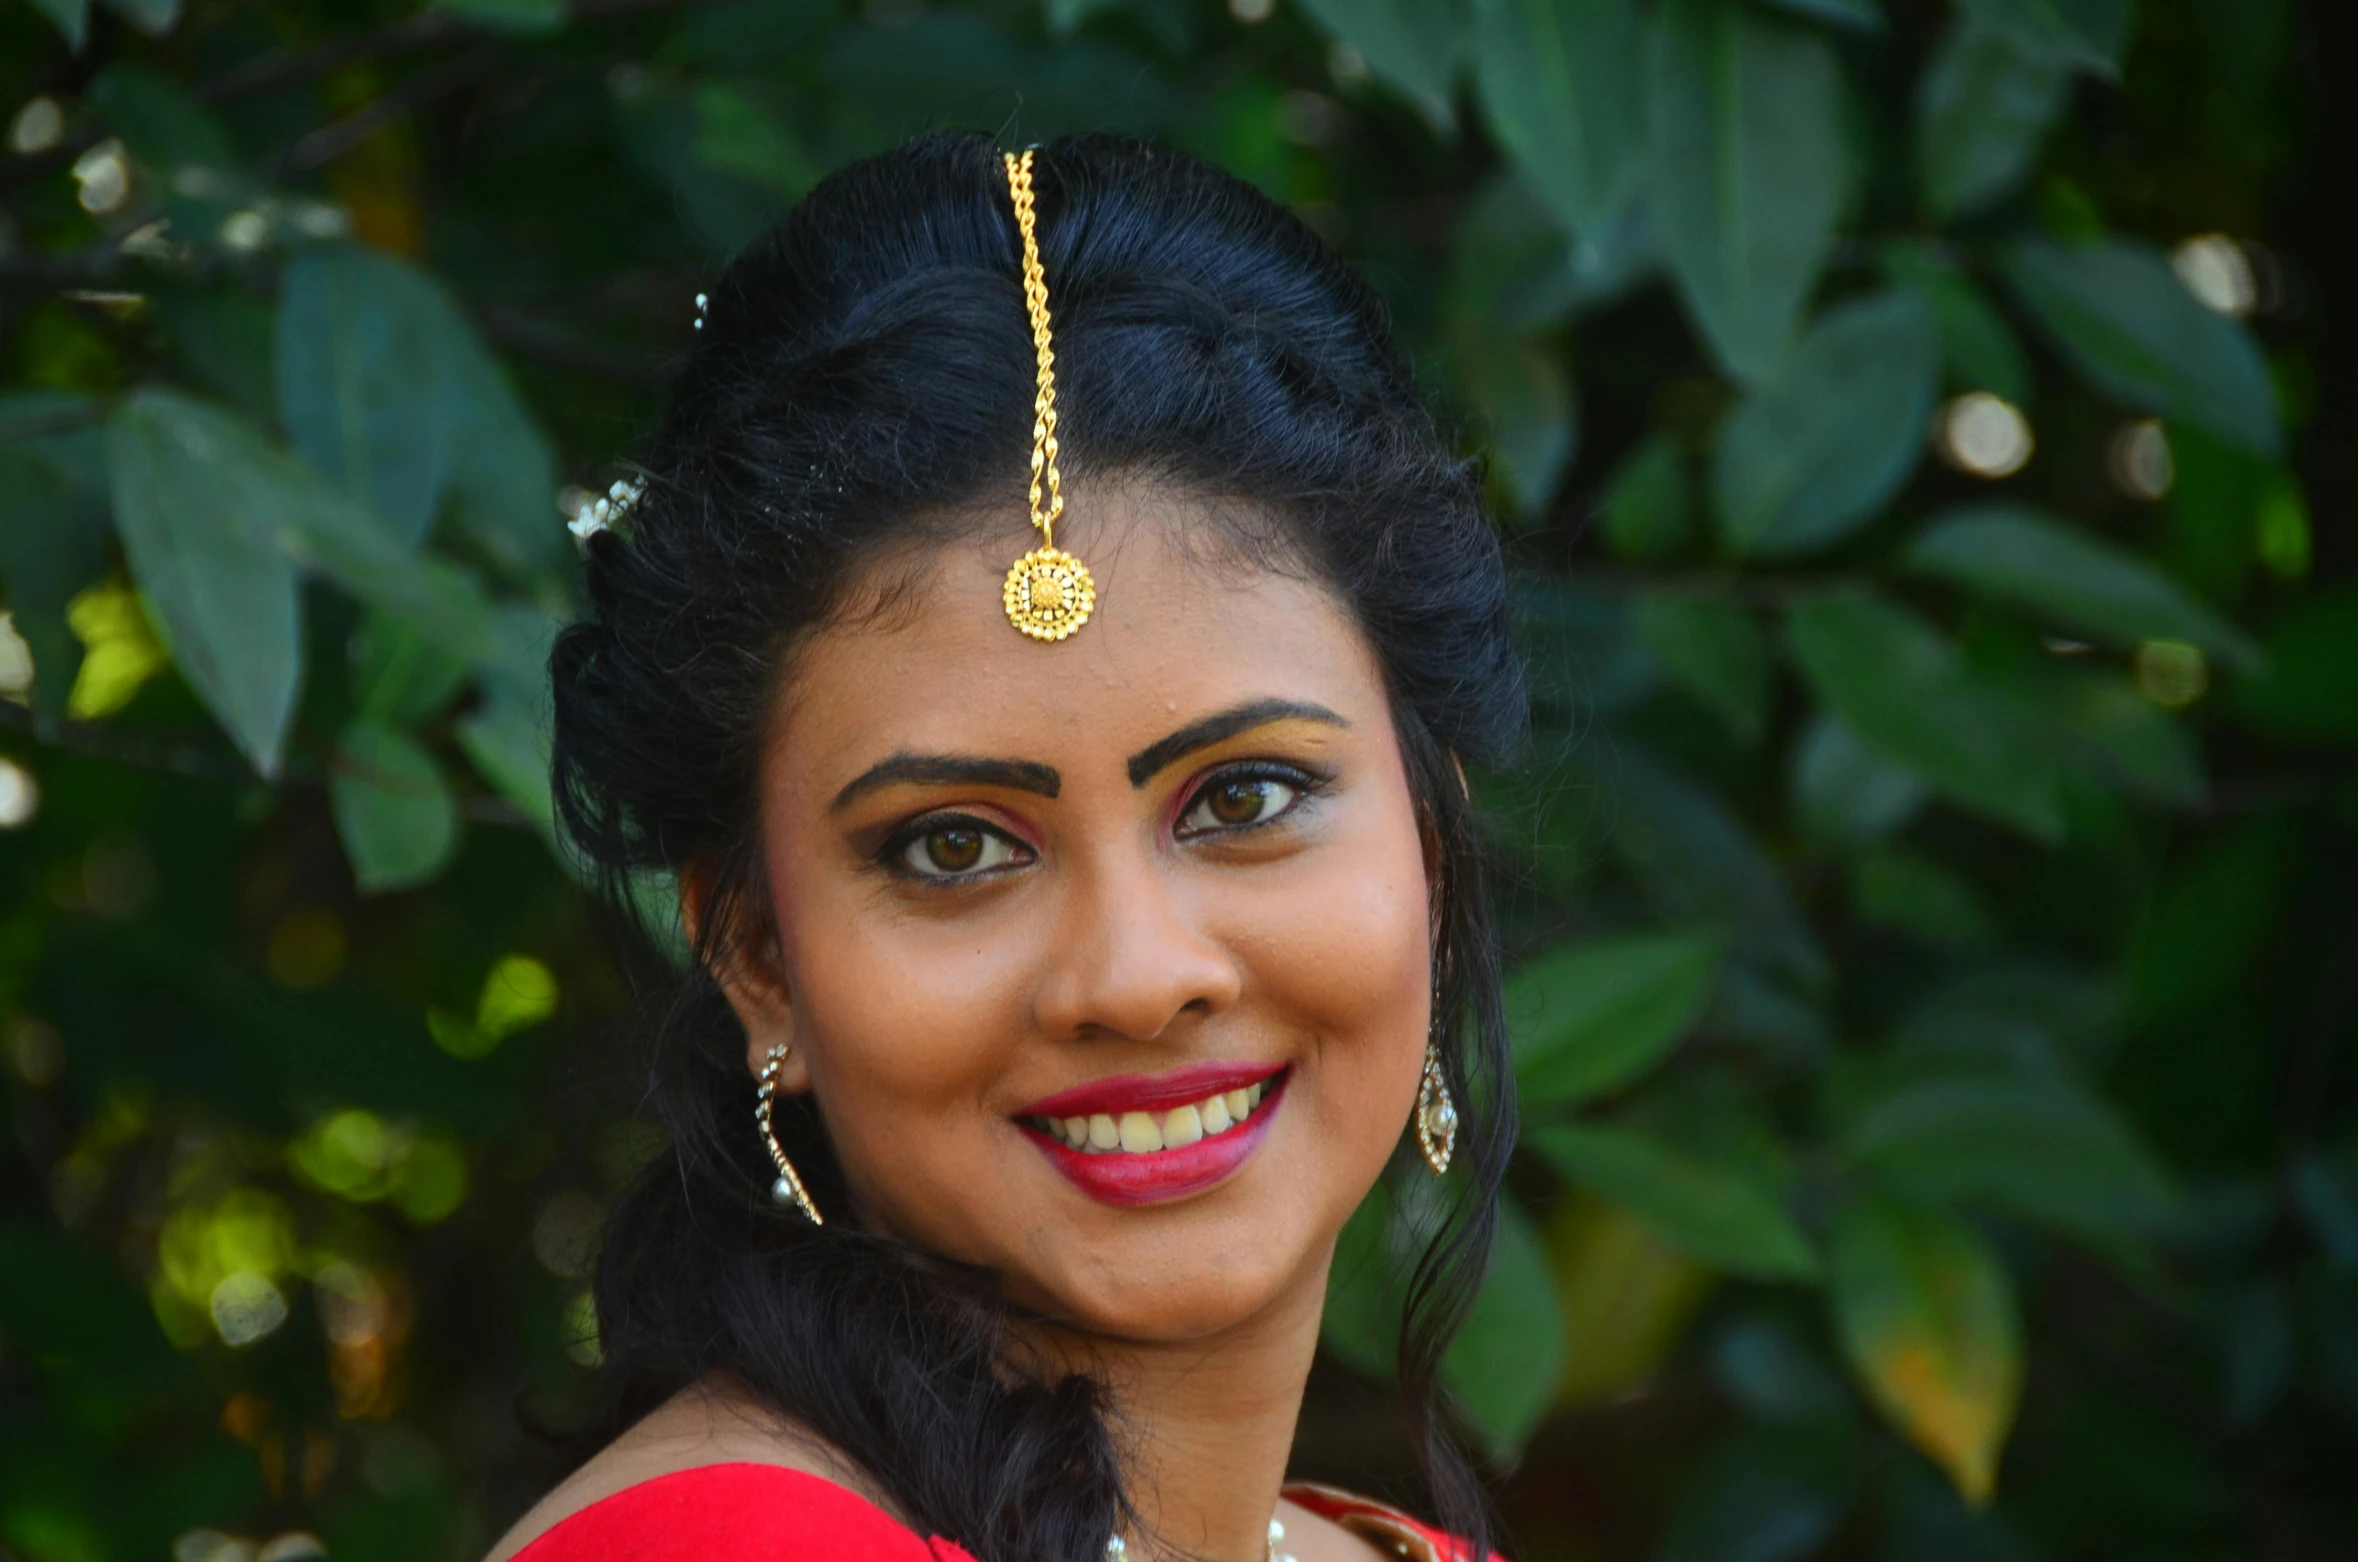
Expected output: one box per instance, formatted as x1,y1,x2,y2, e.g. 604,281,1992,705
1016,1060,1287,1120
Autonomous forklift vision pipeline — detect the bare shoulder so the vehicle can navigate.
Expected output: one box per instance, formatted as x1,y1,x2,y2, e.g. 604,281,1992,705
481,1379,895,1562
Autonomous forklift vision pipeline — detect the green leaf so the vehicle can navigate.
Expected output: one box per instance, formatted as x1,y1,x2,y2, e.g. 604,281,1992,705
1650,0,1851,381
88,62,234,172
693,81,822,199
1851,849,1996,949
1714,289,1939,557
1756,0,1881,27
1632,596,1770,743
27,0,90,50
1916,18,2073,220
351,612,471,725
1531,1123,1818,1279
2000,237,2283,457
1444,309,1576,518
1294,0,1464,130
2036,669,2206,807
1321,1179,1402,1379
1658,1428,1860,1562
1904,504,2263,672
1450,174,1586,331
1842,1078,2177,1239
1785,595,2064,841
456,683,558,848
0,443,108,723
331,719,461,893
1472,0,1644,242
443,324,565,583
1792,714,1924,849
1508,931,1721,1113
1955,0,2134,78
275,247,468,546
433,0,565,32
1880,244,2036,406
1599,436,1692,561
2232,584,2358,745
107,391,305,775
1828,1199,2022,1505
1442,1196,1566,1457
98,0,179,37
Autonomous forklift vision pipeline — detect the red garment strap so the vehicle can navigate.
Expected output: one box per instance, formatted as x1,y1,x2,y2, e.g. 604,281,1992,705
1280,1481,1495,1562
509,1463,978,1562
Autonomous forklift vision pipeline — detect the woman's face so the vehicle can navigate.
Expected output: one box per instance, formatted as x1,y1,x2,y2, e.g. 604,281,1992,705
723,487,1432,1342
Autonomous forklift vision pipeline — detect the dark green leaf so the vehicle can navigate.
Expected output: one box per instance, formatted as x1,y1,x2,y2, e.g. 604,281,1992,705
1850,849,1996,949
2232,584,2358,744
433,0,565,32
1828,1199,2022,1505
2001,237,2282,457
1843,1077,2177,1238
0,443,108,723
1451,174,1586,331
1445,315,1576,517
1879,249,2036,406
2034,666,2206,806
1599,437,1692,561
1786,595,2065,841
155,289,276,421
1294,0,1463,130
1904,504,2263,671
1508,930,1721,1112
1442,1196,1566,1457
693,82,821,198
331,719,461,893
1472,0,1644,242
1321,1182,1401,1378
1650,0,1851,381
1531,1123,1818,1279
1714,289,1939,557
100,0,179,32
1633,596,1770,742
275,247,468,546
1916,19,2072,220
1893,958,2120,1077
107,391,305,775
443,327,565,584
1659,1428,1861,1562
88,62,232,171
1757,0,1882,28
457,682,558,850
28,0,89,50
1792,714,1925,849
1955,0,2134,77
351,613,471,725
1712,1320,1851,1425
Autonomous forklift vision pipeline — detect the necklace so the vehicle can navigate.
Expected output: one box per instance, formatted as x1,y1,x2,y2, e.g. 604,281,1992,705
1106,1517,1295,1562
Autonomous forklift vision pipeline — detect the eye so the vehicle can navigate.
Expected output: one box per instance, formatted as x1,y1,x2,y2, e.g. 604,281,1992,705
893,819,1029,880
1176,769,1308,838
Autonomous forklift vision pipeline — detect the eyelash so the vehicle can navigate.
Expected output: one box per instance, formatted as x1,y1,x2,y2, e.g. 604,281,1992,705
877,762,1328,884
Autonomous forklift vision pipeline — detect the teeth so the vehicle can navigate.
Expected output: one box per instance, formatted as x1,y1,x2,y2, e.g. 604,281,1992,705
1163,1103,1203,1147
1035,1077,1279,1155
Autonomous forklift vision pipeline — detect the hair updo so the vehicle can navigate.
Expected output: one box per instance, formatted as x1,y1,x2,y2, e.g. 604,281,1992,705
549,129,1524,1562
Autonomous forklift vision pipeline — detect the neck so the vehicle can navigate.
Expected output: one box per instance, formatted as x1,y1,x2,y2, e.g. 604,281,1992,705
1027,1238,1337,1562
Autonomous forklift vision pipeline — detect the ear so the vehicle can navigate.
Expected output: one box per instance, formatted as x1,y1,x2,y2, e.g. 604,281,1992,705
679,861,811,1092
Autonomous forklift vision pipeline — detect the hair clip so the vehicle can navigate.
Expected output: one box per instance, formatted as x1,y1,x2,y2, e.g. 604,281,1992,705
693,291,709,331
568,476,644,545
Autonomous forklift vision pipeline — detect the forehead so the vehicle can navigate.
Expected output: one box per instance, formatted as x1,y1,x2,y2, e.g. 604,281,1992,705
767,487,1387,790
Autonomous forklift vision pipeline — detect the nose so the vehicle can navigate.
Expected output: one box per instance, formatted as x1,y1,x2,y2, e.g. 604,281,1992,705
1031,847,1243,1045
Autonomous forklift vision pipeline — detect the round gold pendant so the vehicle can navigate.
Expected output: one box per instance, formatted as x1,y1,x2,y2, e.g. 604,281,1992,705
1003,547,1096,641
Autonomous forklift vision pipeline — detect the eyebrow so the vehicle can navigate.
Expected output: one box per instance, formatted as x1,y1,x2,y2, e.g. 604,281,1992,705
1125,698,1351,788
830,754,1062,811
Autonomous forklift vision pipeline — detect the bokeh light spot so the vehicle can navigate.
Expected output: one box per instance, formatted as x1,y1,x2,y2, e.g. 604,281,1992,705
2171,234,2258,316
2108,421,2174,500
0,755,39,829
210,1272,289,1347
1935,393,2034,478
2135,640,2210,708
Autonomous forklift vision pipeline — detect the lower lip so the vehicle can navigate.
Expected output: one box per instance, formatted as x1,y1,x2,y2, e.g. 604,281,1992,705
1020,1072,1288,1207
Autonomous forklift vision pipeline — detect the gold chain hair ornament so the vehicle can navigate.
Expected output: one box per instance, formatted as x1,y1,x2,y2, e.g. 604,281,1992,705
999,149,1097,642
756,1043,824,1224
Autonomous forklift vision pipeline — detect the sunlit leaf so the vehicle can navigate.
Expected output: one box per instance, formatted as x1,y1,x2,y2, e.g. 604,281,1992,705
1828,1199,2022,1505
1633,596,1770,743
1650,0,1851,380
1714,289,1939,557
1917,17,2072,220
1442,1195,1567,1457
1509,930,1721,1113
1786,595,2064,841
331,719,460,894
1955,0,2134,78
1294,0,1464,130
107,391,304,775
2001,237,2282,457
1472,0,1644,242
1905,503,2264,672
1531,1123,1819,1279
1842,1078,2177,1239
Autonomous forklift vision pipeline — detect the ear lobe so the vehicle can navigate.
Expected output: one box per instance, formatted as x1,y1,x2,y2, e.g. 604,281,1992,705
679,862,808,1088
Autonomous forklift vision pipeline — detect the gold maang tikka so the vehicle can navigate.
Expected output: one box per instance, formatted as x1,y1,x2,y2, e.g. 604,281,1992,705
999,149,1097,642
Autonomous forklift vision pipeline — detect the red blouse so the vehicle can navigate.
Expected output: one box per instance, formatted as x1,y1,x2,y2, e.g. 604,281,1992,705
510,1464,1488,1562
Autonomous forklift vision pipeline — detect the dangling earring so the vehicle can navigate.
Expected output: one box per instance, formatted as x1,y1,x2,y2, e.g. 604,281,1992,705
1415,1011,1459,1178
755,1043,825,1225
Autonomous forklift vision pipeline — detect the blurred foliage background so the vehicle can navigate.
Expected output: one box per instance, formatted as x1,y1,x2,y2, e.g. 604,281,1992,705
1,0,2352,1557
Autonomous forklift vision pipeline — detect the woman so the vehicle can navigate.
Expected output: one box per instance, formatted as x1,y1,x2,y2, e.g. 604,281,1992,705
490,130,1524,1562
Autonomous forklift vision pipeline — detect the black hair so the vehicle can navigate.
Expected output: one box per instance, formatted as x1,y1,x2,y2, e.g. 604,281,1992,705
549,130,1524,1562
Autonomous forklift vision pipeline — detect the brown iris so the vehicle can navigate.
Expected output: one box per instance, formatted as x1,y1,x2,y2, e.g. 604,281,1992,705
1204,779,1270,827
924,827,986,873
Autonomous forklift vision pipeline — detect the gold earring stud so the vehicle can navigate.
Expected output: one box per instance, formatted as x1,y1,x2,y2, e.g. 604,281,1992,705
1416,1036,1458,1177
755,1042,824,1225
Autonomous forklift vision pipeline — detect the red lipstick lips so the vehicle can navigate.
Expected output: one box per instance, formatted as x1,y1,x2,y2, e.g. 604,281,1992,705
1017,1063,1289,1207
